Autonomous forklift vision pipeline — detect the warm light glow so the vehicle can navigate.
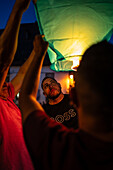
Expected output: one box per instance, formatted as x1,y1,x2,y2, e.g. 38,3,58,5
17,93,19,98
73,58,80,67
70,75,73,79
66,74,75,93
70,56,82,71
67,78,70,92
68,41,85,57
69,74,74,87
35,1,113,71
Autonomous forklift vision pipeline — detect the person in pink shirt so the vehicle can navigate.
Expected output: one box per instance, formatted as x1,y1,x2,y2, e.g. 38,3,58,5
0,0,34,169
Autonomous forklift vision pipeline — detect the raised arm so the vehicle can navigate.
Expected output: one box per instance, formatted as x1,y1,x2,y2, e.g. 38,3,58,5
11,50,35,97
19,35,48,123
0,0,31,91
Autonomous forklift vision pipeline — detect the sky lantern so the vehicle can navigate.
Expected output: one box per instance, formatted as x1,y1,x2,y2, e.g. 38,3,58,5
34,0,113,71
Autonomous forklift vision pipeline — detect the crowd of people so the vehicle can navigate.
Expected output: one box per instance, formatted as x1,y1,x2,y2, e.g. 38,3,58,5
0,0,113,169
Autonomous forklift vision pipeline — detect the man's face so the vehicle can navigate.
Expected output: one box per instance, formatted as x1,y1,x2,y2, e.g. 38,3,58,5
42,78,61,99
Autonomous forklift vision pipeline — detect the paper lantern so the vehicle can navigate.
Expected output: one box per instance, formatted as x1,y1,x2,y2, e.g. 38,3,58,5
34,0,113,71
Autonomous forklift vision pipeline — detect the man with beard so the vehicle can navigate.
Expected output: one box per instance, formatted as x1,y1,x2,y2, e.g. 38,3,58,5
41,77,78,129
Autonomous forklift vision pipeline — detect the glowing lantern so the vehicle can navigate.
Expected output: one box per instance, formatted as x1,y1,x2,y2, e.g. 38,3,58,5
34,0,113,71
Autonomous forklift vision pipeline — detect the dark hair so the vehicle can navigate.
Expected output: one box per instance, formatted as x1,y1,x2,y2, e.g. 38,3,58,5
76,40,113,103
41,77,57,90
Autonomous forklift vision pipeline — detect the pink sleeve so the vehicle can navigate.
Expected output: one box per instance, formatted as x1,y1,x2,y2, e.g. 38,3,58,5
7,82,15,100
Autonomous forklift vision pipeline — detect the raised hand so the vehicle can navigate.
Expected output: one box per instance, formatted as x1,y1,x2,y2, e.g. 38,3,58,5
33,35,49,57
15,0,31,12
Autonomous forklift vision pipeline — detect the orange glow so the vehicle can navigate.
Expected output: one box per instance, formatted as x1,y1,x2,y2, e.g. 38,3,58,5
66,78,70,93
71,56,82,71
69,74,74,87
70,75,73,79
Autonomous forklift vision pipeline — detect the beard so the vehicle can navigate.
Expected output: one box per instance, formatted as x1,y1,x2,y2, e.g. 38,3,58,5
47,86,62,100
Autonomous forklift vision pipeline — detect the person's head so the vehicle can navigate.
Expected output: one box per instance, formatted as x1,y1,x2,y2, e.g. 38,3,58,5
41,77,62,100
72,40,113,128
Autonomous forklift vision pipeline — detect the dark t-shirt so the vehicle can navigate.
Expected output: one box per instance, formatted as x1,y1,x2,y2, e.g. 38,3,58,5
42,94,78,129
23,110,113,170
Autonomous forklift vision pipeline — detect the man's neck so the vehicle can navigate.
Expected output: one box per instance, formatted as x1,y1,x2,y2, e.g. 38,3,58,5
48,93,64,105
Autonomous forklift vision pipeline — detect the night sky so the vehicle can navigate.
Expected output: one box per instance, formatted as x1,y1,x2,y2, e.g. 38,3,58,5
0,0,36,29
